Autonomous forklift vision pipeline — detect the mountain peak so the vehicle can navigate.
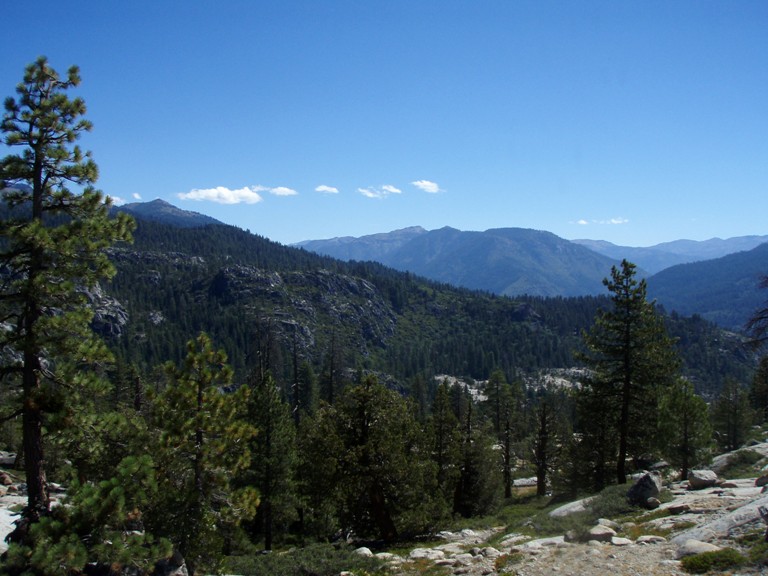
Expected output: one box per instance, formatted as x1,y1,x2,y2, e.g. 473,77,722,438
116,199,222,228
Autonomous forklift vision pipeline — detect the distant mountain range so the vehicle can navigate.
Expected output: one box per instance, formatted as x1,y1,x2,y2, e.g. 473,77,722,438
106,200,768,331
296,226,768,330
573,236,768,274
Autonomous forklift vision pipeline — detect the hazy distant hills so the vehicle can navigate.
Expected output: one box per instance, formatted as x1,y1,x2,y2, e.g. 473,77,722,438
297,226,768,329
646,242,768,329
300,226,620,297
574,235,768,274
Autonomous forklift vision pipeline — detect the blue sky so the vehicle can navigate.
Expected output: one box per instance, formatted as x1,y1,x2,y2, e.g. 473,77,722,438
2,1,766,246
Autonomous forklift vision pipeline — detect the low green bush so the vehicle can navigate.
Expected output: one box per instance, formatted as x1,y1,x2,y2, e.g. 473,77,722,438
717,449,764,478
223,543,384,576
680,548,746,574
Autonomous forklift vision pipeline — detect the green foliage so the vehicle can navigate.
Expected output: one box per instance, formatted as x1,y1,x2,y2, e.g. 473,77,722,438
0,56,134,521
658,378,713,479
680,548,746,574
578,260,682,485
3,455,171,575
223,544,384,576
300,376,441,541
750,356,768,423
240,371,298,550
716,449,764,479
711,379,753,452
147,333,259,574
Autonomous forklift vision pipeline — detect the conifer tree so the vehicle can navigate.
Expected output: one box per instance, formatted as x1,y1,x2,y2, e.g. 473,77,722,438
658,378,712,479
426,380,461,508
711,379,752,452
147,333,259,575
242,371,297,551
579,260,680,484
529,386,569,497
0,57,134,529
749,356,768,423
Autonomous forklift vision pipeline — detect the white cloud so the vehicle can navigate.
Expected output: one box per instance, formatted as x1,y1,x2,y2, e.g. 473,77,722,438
178,185,265,204
132,193,142,200
111,196,126,206
358,184,402,199
315,185,339,194
270,186,298,196
576,217,629,226
411,180,441,193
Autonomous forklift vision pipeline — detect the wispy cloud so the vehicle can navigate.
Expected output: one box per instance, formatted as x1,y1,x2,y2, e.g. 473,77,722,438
576,217,629,226
270,186,298,196
358,184,402,199
178,185,265,204
315,185,339,194
111,196,127,206
132,193,142,200
411,180,442,193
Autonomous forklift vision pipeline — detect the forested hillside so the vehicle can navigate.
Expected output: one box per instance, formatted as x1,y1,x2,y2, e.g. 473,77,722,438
105,217,754,399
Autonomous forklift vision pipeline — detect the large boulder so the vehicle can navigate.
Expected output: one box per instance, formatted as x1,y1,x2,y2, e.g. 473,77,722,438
627,471,662,506
688,469,718,490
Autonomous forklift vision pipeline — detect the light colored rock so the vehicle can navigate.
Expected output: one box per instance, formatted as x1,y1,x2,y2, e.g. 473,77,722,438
481,546,501,558
676,539,722,559
409,548,445,561
588,524,616,542
646,497,661,509
637,535,667,544
354,546,373,557
688,469,718,490
611,537,632,546
597,518,620,530
548,496,595,518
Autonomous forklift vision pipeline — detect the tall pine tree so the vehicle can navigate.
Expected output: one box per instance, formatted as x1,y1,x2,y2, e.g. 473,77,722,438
0,57,134,529
579,260,680,484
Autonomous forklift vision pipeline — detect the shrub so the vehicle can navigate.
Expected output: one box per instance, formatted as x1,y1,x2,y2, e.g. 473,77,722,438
680,548,746,574
717,449,764,479
223,543,384,576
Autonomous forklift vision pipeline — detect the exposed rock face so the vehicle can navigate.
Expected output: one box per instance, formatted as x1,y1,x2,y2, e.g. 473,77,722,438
83,283,129,338
207,265,397,356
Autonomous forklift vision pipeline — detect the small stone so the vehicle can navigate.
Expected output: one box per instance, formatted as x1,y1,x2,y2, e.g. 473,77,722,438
0,473,12,486
353,546,373,557
611,537,632,546
646,497,661,509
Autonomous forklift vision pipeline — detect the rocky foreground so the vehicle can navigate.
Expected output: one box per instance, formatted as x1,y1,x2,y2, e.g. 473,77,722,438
350,444,768,575
3,447,768,575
